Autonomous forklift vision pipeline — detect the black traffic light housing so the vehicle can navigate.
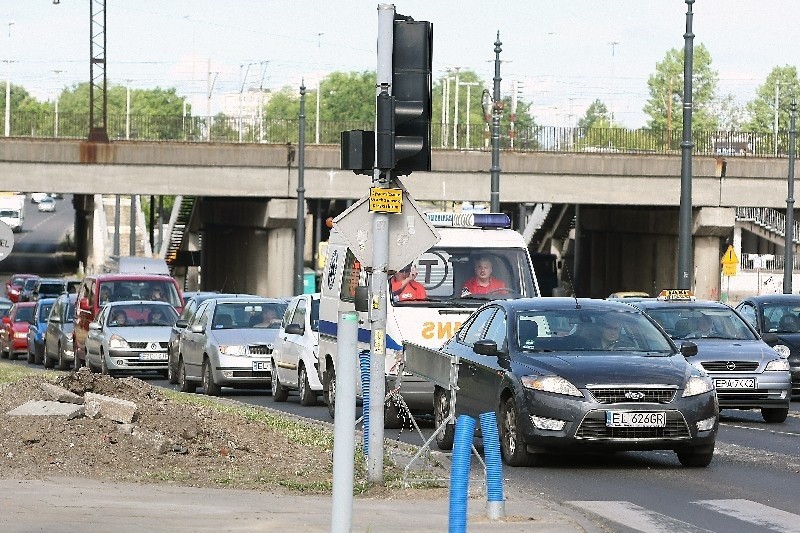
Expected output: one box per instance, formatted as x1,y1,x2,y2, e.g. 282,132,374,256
377,16,432,175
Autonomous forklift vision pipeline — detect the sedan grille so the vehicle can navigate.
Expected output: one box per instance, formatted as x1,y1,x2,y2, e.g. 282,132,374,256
701,361,759,372
127,341,169,350
588,387,676,404
575,411,690,440
249,344,272,355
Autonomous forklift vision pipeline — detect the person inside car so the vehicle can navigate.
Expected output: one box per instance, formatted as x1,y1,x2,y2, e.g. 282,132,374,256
251,307,281,328
148,308,171,326
390,264,427,302
110,309,127,326
149,285,167,302
461,255,507,296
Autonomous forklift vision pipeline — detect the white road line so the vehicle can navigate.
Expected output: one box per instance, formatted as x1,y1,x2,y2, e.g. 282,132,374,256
566,501,711,533
720,421,800,437
694,499,800,533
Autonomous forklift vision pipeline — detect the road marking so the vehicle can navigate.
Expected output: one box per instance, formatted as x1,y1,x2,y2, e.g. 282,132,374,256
694,499,800,533
720,421,800,437
566,501,711,532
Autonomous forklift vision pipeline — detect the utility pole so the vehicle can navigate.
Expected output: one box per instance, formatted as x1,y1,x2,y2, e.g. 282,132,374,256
206,59,218,141
677,0,695,290
490,31,503,213
294,82,307,295
4,21,13,137
452,67,460,149
785,98,796,294
609,41,619,127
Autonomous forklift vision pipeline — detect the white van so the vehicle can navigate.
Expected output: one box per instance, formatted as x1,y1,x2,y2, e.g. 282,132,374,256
318,212,540,427
0,194,25,233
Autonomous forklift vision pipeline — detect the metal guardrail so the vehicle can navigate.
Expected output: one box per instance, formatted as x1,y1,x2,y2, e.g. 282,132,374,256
2,112,797,158
735,207,800,271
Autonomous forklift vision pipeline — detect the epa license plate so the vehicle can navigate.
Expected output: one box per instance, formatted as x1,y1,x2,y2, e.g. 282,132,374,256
714,378,756,389
606,411,666,428
252,360,270,371
139,352,168,361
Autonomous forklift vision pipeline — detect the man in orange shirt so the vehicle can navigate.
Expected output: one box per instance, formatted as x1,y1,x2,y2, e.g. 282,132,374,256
390,264,427,302
461,255,507,296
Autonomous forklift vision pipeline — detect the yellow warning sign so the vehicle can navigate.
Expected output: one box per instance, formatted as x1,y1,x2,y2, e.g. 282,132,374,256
368,187,402,213
721,245,738,276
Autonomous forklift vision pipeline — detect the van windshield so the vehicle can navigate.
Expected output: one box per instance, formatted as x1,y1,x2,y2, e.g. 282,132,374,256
391,246,537,306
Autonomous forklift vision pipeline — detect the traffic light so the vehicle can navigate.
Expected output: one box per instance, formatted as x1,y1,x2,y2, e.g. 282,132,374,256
378,17,432,175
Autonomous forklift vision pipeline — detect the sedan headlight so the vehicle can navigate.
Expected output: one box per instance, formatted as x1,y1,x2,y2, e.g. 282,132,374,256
219,345,247,356
521,375,582,397
765,359,790,371
772,344,791,359
683,375,714,397
109,335,129,349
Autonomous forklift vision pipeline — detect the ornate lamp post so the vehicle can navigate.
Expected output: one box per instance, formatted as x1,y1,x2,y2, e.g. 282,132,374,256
784,98,796,294
677,0,695,290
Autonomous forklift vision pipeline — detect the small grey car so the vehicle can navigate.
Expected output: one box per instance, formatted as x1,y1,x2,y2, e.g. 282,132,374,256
84,300,178,377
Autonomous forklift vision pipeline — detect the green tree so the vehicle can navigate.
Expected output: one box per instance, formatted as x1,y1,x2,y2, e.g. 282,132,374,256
577,99,611,129
643,44,719,135
745,66,800,133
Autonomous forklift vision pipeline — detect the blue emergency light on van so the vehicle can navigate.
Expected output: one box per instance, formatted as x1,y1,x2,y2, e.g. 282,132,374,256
426,212,510,229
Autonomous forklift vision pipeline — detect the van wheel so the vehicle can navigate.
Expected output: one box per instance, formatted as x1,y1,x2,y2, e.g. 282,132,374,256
202,358,221,396
325,366,336,419
271,360,289,402
178,357,196,393
298,365,316,406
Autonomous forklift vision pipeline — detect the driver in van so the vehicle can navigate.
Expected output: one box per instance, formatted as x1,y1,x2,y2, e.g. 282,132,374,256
461,255,507,296
390,264,427,302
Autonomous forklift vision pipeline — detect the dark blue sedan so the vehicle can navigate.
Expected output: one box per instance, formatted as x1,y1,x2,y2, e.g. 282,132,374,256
435,298,719,467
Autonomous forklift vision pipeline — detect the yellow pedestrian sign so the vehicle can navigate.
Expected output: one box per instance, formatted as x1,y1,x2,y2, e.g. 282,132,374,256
721,245,738,277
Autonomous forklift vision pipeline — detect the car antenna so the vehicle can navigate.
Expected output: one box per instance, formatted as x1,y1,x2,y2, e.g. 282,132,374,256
561,265,580,310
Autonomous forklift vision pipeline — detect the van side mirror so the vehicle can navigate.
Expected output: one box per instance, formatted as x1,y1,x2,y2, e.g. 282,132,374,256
354,286,369,313
79,297,90,311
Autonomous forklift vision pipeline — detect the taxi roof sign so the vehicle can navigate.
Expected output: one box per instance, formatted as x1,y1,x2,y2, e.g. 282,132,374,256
657,289,696,301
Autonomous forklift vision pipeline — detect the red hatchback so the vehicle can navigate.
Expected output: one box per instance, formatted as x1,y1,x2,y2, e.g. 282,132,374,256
0,302,36,360
6,274,39,303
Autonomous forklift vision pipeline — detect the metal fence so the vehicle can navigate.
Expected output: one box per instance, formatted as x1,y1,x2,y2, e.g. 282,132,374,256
1,112,795,158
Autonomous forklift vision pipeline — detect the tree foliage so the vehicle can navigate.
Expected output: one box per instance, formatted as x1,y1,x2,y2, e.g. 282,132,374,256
643,44,719,132
745,65,800,133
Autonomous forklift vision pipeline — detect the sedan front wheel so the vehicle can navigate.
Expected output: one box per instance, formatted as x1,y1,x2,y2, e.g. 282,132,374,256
202,358,221,396
500,396,534,467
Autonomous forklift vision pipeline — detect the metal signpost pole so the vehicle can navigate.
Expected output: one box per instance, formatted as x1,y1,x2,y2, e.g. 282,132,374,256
785,99,797,293
677,0,695,290
295,82,307,295
490,32,502,213
366,3,395,483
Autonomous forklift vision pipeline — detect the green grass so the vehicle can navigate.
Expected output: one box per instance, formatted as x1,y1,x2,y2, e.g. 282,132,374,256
0,361,59,384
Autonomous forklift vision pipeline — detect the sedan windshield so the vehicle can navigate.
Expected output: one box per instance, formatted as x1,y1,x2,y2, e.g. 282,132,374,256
516,309,674,353
643,306,757,341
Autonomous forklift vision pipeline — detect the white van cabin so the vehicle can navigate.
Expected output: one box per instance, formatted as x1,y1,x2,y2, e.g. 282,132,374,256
318,212,540,427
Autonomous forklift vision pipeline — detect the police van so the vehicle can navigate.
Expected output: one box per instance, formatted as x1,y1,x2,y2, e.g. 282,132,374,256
318,212,540,427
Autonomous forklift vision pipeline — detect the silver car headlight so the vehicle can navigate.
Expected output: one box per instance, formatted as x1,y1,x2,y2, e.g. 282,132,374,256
521,375,582,397
683,375,714,397
109,334,129,349
219,344,247,356
772,344,791,359
765,358,790,371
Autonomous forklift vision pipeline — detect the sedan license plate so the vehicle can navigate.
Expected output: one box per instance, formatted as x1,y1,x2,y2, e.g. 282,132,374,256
139,352,168,361
714,378,756,389
252,360,270,371
606,411,666,428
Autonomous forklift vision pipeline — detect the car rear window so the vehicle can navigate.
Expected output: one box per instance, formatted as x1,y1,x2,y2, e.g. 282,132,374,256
14,307,34,323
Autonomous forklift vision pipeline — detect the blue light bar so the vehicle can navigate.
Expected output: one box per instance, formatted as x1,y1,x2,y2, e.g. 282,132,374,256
425,212,510,229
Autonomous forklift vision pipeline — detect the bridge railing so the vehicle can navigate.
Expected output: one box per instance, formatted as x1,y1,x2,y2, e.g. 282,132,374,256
3,112,794,158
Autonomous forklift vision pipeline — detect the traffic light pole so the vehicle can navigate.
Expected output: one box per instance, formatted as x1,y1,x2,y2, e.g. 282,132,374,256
366,3,395,484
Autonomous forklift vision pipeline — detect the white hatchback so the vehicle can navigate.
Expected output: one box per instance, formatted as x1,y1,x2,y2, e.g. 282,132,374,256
37,197,56,212
271,293,321,406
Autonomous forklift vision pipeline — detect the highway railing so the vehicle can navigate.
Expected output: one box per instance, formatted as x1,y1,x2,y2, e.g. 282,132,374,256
2,112,794,158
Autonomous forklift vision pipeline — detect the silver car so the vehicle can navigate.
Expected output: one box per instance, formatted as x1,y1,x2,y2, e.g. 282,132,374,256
177,297,288,395
43,293,76,370
85,301,178,377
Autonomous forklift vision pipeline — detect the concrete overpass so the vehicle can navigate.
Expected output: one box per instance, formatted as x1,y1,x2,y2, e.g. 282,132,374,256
1,138,794,299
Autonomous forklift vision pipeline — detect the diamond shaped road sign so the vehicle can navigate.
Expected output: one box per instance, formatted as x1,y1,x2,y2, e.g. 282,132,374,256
333,190,440,271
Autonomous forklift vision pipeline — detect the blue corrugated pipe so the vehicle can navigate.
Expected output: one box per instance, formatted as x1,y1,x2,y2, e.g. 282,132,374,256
359,351,370,455
449,414,475,533
480,411,506,520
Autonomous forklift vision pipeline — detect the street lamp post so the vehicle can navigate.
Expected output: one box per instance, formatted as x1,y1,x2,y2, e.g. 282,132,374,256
490,31,503,213
677,0,695,290
294,81,307,296
785,98,797,294
4,22,14,137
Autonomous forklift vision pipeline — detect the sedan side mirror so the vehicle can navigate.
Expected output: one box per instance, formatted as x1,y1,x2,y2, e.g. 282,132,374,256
285,323,304,335
88,322,101,331
761,332,778,344
473,339,500,356
680,341,698,357
175,319,188,329
190,324,204,333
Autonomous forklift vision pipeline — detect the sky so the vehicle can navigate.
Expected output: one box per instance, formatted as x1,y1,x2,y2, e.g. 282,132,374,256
2,1,799,129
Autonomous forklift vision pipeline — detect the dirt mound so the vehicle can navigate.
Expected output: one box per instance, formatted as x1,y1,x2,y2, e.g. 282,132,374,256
0,370,334,491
